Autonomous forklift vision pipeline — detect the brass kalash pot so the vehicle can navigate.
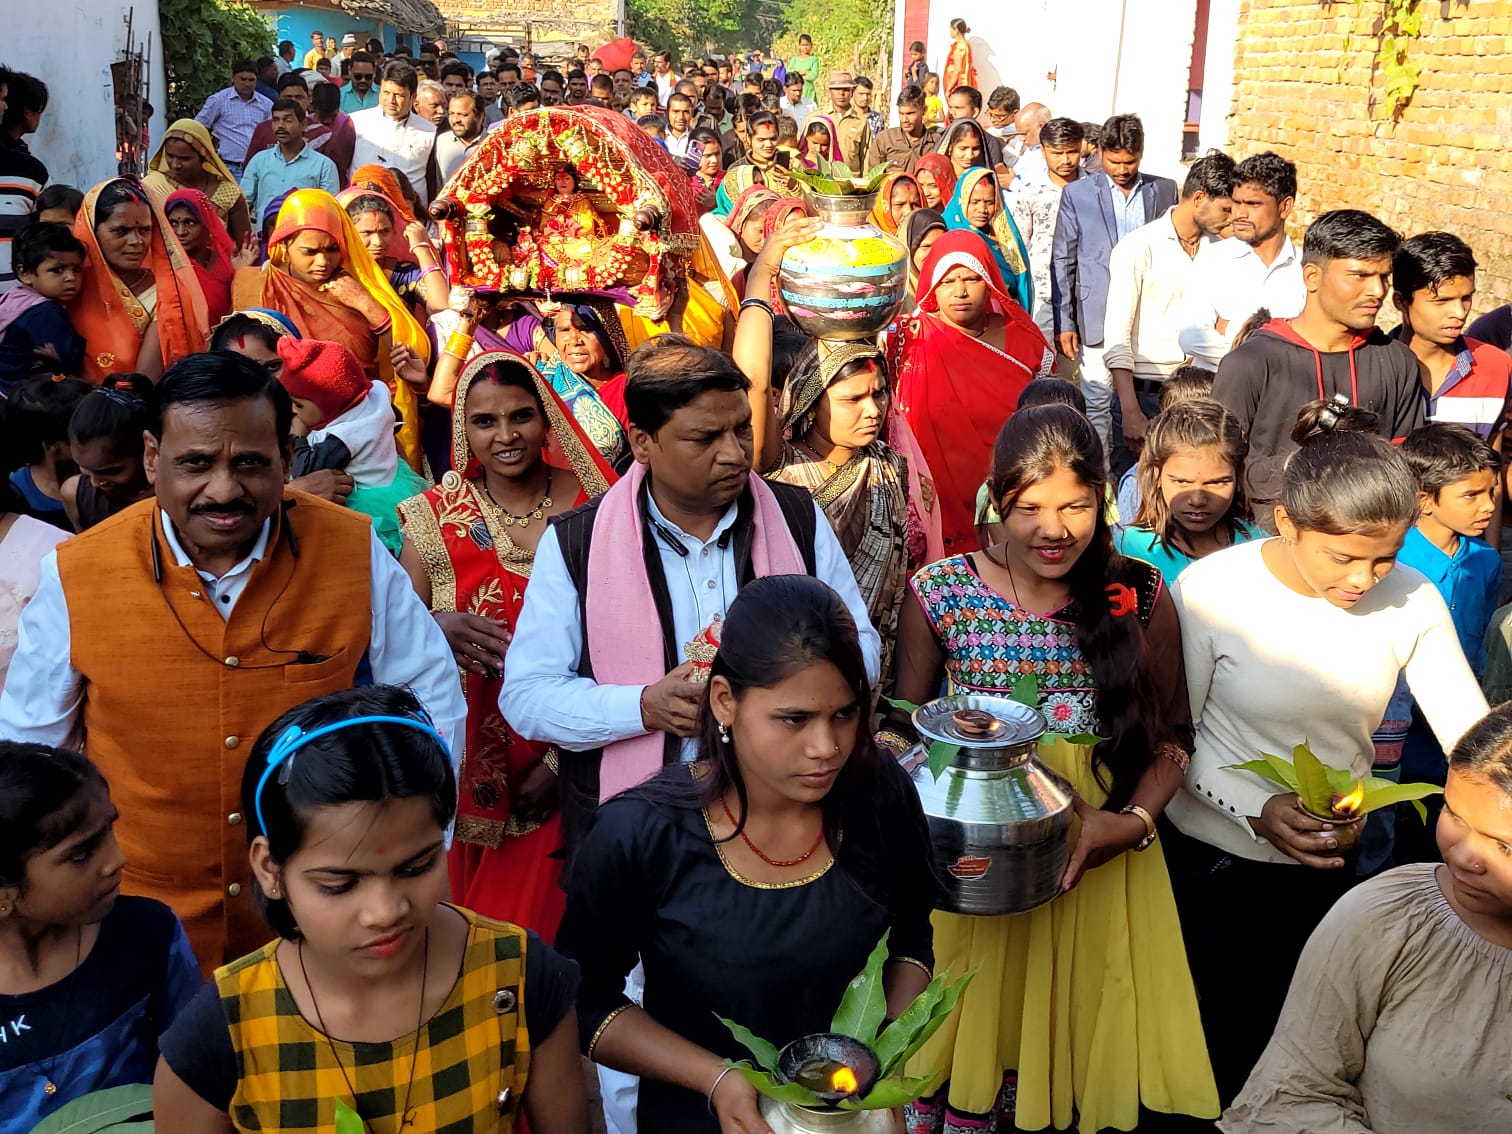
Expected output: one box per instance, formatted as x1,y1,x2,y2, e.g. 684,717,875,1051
758,1034,893,1133
906,694,1075,915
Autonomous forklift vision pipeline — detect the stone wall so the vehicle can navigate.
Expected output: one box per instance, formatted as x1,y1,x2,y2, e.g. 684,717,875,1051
1228,0,1512,314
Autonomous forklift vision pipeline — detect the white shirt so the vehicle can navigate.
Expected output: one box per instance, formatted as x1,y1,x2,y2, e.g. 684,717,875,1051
780,96,817,123
349,107,437,205
655,72,677,105
1102,207,1210,379
500,491,881,763
1169,539,1487,864
664,128,694,160
1178,235,1306,368
0,512,467,764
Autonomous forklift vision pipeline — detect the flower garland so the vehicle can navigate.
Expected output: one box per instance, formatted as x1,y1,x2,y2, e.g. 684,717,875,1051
438,107,699,316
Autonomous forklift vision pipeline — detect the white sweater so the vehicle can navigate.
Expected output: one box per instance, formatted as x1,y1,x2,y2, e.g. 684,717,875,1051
1169,538,1488,864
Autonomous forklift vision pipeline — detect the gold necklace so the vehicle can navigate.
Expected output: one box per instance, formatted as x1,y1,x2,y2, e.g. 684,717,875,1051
483,468,553,528
38,927,83,1097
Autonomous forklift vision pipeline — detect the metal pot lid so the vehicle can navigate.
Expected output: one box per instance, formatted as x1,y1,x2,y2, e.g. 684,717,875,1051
912,693,1047,748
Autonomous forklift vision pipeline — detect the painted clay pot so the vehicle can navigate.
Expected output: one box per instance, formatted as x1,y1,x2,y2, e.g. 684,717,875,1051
778,191,908,341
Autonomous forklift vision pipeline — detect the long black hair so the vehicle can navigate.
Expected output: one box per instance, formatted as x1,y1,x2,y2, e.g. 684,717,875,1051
626,575,934,910
988,404,1167,807
0,742,108,891
241,685,456,940
1282,399,1416,535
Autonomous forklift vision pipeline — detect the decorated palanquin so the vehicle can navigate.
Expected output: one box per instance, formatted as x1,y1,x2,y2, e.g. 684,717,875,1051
432,105,699,320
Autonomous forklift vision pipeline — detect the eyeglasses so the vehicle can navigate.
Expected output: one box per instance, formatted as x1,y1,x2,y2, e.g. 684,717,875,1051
352,71,375,80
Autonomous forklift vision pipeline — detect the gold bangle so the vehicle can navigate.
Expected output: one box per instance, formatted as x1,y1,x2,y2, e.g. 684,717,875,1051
891,955,934,980
443,330,474,360
1120,803,1157,851
543,747,560,775
587,1003,634,1061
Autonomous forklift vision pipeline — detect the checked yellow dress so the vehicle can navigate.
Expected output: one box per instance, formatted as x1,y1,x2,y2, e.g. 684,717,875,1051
904,557,1219,1133
214,907,532,1133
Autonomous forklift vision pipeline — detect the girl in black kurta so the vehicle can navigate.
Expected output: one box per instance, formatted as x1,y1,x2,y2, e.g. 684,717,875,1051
557,575,939,1134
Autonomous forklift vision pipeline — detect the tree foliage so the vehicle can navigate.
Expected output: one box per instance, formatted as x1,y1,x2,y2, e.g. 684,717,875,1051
160,0,275,121
625,0,892,88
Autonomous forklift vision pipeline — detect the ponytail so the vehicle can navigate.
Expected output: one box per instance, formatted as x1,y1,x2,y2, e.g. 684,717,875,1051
1281,396,1416,535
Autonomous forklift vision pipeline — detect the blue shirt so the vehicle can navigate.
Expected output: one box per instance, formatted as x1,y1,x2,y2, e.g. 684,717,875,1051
0,897,201,1134
1108,172,1148,241
1114,521,1265,585
1396,523,1501,675
239,141,340,224
340,85,379,114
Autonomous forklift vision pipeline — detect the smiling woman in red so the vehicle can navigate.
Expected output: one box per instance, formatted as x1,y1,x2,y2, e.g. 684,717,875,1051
889,229,1054,554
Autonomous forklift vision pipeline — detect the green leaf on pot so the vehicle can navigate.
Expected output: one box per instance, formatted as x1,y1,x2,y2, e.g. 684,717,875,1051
1057,733,1104,745
1358,779,1443,819
25,1084,154,1133
838,1072,940,1110
926,739,960,779
859,163,893,192
881,696,920,715
730,1062,824,1105
1227,755,1300,793
830,932,891,1040
334,1100,365,1134
873,966,976,1079
717,1017,781,1072
1009,674,1040,707
1291,741,1336,817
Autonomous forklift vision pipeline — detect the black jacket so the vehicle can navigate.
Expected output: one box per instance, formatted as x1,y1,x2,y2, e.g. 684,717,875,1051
1212,318,1425,510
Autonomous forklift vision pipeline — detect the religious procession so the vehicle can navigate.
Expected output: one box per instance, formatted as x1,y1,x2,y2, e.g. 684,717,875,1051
0,1,1509,1132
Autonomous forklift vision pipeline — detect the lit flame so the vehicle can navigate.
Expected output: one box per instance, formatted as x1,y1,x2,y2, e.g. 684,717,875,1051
831,1067,859,1094
1333,782,1366,816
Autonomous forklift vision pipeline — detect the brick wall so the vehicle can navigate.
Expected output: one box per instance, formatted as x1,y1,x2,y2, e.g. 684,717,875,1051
1229,0,1512,314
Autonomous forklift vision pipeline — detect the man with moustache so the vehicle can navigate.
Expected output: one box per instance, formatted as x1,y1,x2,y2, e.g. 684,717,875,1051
341,50,379,112
0,352,463,972
238,96,339,222
1009,117,1085,341
1180,152,1306,368
500,335,879,866
1212,209,1425,531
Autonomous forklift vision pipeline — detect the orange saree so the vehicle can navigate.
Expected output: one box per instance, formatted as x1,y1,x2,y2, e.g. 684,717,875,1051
233,189,430,471
70,179,209,382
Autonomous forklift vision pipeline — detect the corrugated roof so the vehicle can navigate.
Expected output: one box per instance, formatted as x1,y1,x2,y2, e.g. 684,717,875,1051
335,0,445,34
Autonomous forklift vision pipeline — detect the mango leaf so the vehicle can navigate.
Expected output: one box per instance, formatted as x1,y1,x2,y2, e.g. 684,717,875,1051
334,1100,365,1134
1323,764,1359,794
1358,780,1444,818
838,1072,939,1110
830,932,891,1040
1406,798,1429,823
873,966,976,1078
859,163,894,192
882,695,920,715
1225,758,1297,792
25,1084,154,1133
1291,741,1336,817
730,1062,824,1106
717,1016,781,1072
926,739,960,779
1009,673,1040,707
1058,733,1104,745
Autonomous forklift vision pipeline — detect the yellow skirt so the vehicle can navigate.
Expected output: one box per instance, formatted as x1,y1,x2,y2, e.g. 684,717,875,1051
909,738,1219,1132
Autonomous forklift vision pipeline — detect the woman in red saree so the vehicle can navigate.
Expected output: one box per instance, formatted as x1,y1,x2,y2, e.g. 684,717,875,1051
69,178,209,382
889,229,1054,554
397,350,615,936
233,188,431,471
942,18,977,112
911,153,956,212
164,187,249,327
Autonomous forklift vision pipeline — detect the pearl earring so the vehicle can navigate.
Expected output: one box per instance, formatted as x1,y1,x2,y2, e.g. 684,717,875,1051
718,721,730,744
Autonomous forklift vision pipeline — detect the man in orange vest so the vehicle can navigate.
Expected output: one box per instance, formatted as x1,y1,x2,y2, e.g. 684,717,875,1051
0,351,465,972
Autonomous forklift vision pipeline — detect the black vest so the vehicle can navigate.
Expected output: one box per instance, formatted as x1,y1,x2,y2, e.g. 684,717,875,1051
551,477,819,870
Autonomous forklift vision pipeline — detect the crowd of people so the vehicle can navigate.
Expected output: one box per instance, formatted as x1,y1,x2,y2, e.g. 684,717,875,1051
0,18,1509,1134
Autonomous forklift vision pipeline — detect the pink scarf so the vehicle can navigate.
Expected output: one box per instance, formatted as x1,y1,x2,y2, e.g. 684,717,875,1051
586,460,805,801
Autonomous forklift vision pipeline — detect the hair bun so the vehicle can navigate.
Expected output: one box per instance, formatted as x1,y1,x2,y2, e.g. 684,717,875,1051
1289,395,1380,446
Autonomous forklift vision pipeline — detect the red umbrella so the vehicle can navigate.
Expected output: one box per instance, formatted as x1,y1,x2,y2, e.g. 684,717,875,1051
592,37,641,72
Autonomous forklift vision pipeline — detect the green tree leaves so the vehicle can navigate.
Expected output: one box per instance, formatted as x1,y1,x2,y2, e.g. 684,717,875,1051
160,0,275,121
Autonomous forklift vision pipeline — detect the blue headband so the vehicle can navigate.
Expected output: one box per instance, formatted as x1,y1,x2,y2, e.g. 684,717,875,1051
252,713,450,834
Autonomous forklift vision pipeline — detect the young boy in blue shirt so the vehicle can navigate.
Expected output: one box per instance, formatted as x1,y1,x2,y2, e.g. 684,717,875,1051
1366,422,1501,870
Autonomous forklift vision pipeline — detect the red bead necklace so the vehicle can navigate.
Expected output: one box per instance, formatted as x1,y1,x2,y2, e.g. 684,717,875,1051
721,797,826,868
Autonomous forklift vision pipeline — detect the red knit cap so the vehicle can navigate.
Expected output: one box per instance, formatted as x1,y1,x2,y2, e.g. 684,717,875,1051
275,338,371,427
